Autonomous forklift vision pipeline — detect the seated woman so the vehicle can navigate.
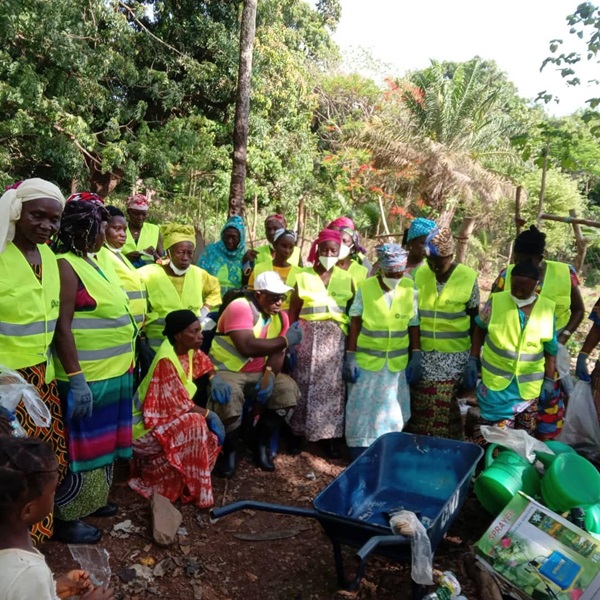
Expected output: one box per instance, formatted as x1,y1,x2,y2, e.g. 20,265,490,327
129,310,228,508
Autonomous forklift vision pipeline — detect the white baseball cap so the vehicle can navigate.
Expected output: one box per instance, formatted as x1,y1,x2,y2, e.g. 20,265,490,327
254,271,292,294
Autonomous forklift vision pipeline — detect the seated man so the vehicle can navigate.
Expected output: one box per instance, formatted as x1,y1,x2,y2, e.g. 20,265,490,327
209,271,303,476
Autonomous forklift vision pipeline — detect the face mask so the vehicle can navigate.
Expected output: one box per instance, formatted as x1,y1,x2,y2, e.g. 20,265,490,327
106,243,122,254
87,252,96,259
169,262,190,276
319,255,338,271
383,277,401,289
510,293,536,308
338,244,351,260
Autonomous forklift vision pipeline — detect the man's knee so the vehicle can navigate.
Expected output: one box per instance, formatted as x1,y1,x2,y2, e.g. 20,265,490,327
269,373,300,409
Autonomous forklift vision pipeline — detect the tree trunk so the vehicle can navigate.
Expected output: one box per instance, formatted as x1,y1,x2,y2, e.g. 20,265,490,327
570,209,588,273
515,185,524,236
455,216,476,264
228,0,258,217
537,145,549,226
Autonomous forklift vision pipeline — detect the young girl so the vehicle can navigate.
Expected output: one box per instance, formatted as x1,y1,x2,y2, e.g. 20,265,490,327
0,436,114,600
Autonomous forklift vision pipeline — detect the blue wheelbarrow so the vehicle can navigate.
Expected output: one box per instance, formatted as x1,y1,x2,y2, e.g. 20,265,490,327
210,432,483,596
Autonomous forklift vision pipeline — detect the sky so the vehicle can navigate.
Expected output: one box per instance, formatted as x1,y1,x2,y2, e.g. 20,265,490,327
331,0,599,116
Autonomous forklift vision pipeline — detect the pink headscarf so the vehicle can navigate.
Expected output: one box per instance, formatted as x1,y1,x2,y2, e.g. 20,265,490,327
67,192,104,205
126,194,149,211
327,216,355,231
307,229,342,264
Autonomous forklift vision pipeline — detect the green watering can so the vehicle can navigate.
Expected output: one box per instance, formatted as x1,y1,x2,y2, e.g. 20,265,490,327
534,440,577,468
474,443,541,515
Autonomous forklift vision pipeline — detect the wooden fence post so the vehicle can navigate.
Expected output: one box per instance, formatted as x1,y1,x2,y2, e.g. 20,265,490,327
570,209,588,273
455,216,476,264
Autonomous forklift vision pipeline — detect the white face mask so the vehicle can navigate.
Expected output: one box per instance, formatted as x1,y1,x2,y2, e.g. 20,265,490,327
106,243,122,254
510,293,536,308
338,244,351,260
87,252,96,259
382,277,401,290
319,255,339,271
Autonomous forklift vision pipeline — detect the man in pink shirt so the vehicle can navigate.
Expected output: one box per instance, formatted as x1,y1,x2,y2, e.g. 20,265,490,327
208,272,303,476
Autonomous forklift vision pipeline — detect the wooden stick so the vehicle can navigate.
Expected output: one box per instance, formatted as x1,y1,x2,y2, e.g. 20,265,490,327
515,186,523,236
540,213,600,228
570,209,588,273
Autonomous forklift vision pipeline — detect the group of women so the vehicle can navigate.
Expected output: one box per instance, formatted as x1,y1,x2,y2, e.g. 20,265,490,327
0,176,595,549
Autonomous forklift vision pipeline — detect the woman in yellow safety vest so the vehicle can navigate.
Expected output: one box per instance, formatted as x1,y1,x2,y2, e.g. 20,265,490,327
246,214,302,271
129,309,226,508
288,228,354,458
122,194,163,268
53,193,137,544
326,216,371,285
491,225,584,440
407,228,479,440
140,224,222,353
343,244,422,458
0,178,67,545
464,260,558,445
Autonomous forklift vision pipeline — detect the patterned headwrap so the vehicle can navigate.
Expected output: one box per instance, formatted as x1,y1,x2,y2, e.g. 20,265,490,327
273,228,297,243
67,191,104,204
425,227,454,258
265,214,286,228
161,224,196,250
54,196,109,256
327,216,355,231
407,217,437,242
307,229,342,264
376,243,408,273
0,178,66,253
126,194,149,211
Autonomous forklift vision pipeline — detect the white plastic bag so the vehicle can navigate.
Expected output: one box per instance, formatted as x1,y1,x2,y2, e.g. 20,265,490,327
480,425,553,464
0,366,51,429
69,545,111,587
389,510,433,585
560,380,600,461
556,343,574,395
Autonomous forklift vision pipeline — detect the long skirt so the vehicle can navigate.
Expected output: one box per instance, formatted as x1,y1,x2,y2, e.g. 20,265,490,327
290,320,345,442
345,366,410,449
129,412,220,508
54,371,133,521
408,379,464,440
16,363,68,545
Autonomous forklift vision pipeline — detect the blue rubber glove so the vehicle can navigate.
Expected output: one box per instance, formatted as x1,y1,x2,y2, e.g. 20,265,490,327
342,352,360,383
462,356,479,391
576,353,591,382
541,376,556,401
285,322,303,348
67,372,93,420
210,374,231,405
405,350,424,385
205,411,225,445
255,371,275,405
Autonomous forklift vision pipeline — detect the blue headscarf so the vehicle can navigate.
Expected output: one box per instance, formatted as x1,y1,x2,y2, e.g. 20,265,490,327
375,243,408,273
407,217,437,242
198,215,246,291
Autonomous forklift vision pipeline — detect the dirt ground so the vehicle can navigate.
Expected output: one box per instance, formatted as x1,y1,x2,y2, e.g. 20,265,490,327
43,443,494,600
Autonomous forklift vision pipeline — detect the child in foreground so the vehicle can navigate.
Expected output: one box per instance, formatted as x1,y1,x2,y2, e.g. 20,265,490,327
0,435,114,599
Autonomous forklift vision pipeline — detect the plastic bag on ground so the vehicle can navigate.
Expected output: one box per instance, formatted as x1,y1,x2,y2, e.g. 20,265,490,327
560,380,600,461
556,343,574,395
480,425,553,464
0,366,51,428
389,510,433,585
69,545,111,587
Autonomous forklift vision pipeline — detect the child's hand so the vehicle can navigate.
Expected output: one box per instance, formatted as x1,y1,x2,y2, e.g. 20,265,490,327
56,570,93,598
82,587,115,600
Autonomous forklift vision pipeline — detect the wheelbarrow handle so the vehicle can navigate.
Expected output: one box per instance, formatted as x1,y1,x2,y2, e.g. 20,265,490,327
210,500,320,522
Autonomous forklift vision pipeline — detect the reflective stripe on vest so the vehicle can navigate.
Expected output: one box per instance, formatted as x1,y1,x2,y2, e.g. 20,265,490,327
98,247,147,328
0,243,60,381
209,298,283,372
132,340,197,440
505,260,571,331
54,253,136,382
122,222,160,266
481,291,555,400
355,276,415,372
415,263,477,353
296,267,353,331
140,264,205,350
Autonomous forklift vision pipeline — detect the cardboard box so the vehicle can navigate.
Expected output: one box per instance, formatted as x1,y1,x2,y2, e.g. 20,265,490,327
475,492,600,600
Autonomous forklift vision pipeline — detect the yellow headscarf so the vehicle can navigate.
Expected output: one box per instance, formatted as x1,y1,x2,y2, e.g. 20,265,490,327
161,224,196,250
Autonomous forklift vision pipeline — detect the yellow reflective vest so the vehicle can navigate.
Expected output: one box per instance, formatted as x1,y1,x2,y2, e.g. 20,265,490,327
132,339,197,440
122,222,160,266
295,266,353,333
98,247,146,328
504,260,571,331
209,297,283,372
482,291,555,400
255,244,301,267
140,264,217,351
347,261,368,287
54,253,136,382
415,263,477,353
356,276,415,372
0,243,60,381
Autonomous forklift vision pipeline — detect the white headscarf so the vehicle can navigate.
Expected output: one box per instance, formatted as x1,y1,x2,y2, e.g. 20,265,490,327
0,178,66,253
